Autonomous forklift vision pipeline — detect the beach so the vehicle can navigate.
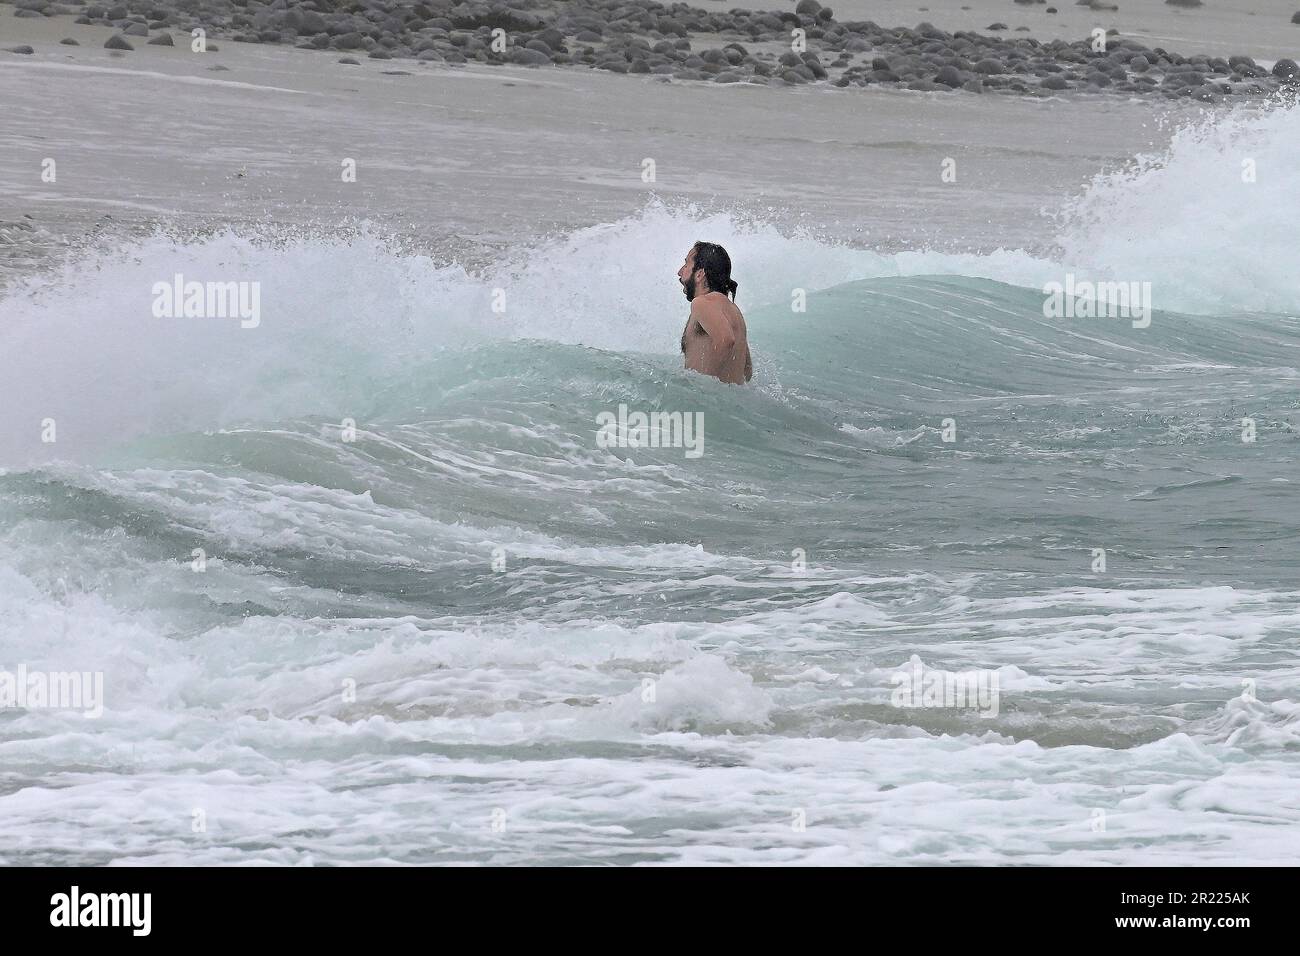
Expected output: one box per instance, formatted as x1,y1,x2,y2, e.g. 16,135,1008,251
2,0,1299,866
3,0,1298,261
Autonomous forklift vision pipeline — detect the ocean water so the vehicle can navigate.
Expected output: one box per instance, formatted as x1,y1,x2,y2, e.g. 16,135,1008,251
1,104,1299,865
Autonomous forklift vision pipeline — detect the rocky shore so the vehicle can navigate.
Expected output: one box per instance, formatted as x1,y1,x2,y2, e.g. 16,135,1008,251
5,0,1300,101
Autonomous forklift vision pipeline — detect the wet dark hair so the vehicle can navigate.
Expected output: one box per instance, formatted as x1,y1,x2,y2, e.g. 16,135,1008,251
691,241,738,301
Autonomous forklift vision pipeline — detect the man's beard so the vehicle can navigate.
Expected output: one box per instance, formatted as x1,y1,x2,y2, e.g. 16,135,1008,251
681,275,696,300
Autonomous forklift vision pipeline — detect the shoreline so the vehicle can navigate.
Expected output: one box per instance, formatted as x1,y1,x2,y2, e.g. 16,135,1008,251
2,1,1294,276
4,1,1299,104
0,30,1207,274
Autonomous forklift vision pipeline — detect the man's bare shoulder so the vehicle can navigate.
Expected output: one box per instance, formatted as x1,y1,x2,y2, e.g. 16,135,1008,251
691,292,740,320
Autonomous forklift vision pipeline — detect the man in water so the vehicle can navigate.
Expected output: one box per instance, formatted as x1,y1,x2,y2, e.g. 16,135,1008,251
678,241,752,384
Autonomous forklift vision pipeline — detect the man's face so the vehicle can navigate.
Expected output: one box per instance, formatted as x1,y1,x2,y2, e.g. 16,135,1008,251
678,249,699,301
